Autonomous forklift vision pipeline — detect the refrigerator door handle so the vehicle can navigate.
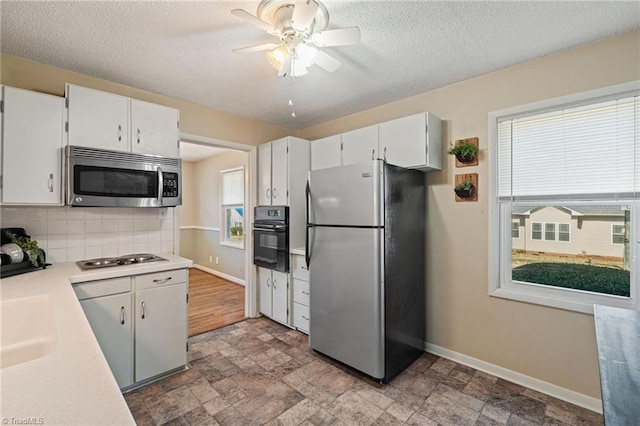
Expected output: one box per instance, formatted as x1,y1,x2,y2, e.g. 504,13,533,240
305,180,311,268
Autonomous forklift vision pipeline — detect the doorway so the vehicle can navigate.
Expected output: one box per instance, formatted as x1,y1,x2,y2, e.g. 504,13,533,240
176,134,258,335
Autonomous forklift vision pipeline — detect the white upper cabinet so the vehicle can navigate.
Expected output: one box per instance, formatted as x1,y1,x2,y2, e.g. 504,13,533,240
1,86,65,205
66,84,180,157
66,84,130,151
341,124,379,166
258,142,272,206
130,99,179,157
270,138,288,204
311,135,341,170
379,112,442,171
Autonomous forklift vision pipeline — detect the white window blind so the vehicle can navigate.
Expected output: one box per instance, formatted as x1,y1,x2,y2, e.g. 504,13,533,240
498,95,639,200
221,168,244,205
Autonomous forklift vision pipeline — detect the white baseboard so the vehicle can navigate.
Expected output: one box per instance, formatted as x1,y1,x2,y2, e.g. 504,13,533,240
192,264,245,286
424,342,602,414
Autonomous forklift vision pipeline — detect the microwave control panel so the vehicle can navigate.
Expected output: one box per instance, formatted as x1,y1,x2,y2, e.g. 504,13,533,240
163,173,179,197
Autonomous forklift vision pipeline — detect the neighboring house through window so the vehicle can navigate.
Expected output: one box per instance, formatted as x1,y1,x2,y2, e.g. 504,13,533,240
490,82,638,313
220,167,245,249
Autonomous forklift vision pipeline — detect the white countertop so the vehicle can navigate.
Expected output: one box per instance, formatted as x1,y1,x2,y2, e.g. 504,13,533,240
290,247,305,256
0,253,192,425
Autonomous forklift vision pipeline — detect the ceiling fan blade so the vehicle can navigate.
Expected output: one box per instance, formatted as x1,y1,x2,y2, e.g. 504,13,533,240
232,43,279,53
231,9,279,35
313,27,361,47
315,50,341,73
292,0,319,33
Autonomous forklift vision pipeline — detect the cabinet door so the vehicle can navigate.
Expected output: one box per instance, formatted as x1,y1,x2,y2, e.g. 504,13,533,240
135,283,187,382
2,86,64,205
80,293,134,389
379,113,426,168
258,143,272,206
130,99,179,157
311,135,342,170
271,270,289,324
257,267,272,317
341,125,379,166
271,138,288,204
66,84,130,151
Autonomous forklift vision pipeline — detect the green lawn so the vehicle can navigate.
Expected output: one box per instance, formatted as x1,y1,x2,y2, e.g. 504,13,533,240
512,263,630,297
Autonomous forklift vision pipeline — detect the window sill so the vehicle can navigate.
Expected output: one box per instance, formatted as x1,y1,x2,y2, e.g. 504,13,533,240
220,241,244,250
489,286,637,315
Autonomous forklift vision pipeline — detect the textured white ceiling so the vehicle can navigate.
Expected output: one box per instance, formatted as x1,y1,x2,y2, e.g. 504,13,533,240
1,1,638,130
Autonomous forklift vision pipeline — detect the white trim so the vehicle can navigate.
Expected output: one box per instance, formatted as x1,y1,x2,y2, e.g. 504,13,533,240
424,342,603,414
220,240,244,250
179,226,220,232
611,223,625,246
192,264,245,286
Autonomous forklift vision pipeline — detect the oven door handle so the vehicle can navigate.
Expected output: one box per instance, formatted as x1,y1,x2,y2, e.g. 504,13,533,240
157,166,164,206
253,224,287,231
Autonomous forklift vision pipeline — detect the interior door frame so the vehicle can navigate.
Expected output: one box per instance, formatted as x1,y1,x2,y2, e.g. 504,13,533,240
178,132,258,318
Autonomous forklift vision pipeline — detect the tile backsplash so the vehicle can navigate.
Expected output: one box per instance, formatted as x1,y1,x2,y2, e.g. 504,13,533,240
0,206,175,263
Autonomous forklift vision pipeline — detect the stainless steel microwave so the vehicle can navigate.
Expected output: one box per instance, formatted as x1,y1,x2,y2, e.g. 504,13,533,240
66,145,182,207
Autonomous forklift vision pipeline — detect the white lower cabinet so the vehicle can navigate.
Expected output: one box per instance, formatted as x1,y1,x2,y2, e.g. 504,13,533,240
291,254,310,334
257,266,289,325
80,292,133,388
74,268,188,390
135,282,187,382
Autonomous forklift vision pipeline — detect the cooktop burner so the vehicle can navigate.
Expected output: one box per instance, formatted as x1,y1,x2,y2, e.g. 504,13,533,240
76,253,167,270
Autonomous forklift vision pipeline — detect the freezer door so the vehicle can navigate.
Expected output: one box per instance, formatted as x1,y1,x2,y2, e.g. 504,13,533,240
309,226,384,379
308,160,383,227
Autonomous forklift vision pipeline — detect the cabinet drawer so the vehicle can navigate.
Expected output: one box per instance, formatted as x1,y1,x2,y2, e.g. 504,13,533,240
293,279,310,306
73,277,131,300
135,269,187,290
293,302,309,333
291,254,309,281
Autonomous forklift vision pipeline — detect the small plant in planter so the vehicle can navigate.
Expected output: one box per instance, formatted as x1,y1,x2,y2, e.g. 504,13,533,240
454,180,475,198
448,139,477,163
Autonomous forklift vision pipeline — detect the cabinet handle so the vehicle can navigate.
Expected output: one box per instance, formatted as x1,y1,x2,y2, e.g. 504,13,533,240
302,291,309,295
383,147,387,161
266,188,271,199
302,316,309,321
137,128,141,144
141,301,146,319
273,277,277,289
266,277,270,288
118,125,122,142
152,277,172,284
273,188,277,199
371,149,375,160
120,306,126,325
48,173,54,192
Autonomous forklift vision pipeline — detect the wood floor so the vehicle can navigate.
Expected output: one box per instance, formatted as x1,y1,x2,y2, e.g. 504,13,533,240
188,268,246,337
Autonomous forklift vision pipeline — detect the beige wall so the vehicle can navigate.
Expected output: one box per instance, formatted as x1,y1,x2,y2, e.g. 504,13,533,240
299,31,640,399
179,161,197,227
179,151,248,280
0,54,293,145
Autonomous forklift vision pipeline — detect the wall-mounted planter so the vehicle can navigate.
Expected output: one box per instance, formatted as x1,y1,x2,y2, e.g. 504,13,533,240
449,137,479,168
454,173,478,202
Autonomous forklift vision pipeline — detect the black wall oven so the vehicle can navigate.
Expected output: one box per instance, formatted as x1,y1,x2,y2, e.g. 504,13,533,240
253,206,289,272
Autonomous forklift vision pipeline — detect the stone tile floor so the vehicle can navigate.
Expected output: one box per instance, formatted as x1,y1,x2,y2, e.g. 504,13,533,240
125,318,603,426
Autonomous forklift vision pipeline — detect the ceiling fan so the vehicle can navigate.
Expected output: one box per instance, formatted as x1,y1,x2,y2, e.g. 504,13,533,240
231,0,361,77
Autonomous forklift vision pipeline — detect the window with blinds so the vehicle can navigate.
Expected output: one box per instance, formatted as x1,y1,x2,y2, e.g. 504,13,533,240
221,167,245,248
491,83,639,312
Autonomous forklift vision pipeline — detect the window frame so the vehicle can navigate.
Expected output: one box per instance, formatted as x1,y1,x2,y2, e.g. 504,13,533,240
612,224,625,245
531,222,542,240
489,81,639,314
220,166,245,250
558,223,571,243
511,220,520,239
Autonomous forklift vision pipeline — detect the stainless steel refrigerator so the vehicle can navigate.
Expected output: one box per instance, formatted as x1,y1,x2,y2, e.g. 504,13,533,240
306,159,425,383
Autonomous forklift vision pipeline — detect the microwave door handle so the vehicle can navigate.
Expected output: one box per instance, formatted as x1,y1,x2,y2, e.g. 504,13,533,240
157,166,164,206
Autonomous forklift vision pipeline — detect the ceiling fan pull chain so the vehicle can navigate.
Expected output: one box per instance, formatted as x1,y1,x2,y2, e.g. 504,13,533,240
289,75,296,118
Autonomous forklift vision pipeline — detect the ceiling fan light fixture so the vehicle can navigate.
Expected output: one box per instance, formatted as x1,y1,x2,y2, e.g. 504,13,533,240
294,43,318,68
266,45,289,70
